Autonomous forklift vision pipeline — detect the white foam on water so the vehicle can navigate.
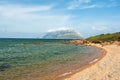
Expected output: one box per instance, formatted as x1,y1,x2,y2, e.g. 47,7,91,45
89,59,98,64
59,71,72,77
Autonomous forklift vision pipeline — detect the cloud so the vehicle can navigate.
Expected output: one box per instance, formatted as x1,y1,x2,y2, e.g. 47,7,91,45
67,0,117,9
47,27,82,36
0,4,53,17
47,27,73,32
0,3,71,33
68,0,91,9
92,26,108,31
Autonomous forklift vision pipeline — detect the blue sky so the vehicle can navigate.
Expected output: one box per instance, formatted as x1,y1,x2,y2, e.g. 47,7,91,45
0,0,120,38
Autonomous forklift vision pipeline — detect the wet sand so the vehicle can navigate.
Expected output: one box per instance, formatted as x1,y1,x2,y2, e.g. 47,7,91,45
65,44,120,80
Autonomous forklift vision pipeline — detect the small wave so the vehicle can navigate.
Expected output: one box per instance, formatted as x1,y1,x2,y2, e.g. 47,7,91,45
59,72,72,77
89,59,98,64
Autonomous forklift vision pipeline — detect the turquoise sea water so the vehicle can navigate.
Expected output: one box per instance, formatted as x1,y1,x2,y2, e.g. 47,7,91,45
0,39,104,80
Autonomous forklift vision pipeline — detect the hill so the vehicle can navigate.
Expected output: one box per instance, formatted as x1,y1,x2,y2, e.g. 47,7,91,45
87,32,120,42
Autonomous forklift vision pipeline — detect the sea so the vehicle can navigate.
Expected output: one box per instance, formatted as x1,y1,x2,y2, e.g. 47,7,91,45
0,38,104,80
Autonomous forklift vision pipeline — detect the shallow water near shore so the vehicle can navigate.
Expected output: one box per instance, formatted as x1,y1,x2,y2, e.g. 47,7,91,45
0,38,104,80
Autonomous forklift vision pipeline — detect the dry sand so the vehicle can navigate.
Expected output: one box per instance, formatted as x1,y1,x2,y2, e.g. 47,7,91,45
65,44,120,80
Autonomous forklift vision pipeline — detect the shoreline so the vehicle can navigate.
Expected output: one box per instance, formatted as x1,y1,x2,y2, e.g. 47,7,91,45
0,41,107,80
56,43,107,80
64,43,120,80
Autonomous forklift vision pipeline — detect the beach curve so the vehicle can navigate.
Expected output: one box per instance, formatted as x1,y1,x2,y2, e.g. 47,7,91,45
64,43,120,80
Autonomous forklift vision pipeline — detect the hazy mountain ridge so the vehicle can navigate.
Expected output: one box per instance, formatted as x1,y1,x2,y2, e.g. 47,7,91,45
43,29,83,39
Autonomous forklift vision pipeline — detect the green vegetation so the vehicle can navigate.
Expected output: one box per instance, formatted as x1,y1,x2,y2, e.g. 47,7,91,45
87,32,120,42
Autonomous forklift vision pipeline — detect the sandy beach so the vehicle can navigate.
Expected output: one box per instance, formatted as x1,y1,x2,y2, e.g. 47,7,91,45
65,43,120,80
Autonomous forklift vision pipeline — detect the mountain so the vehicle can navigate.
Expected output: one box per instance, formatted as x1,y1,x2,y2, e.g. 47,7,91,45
42,29,83,39
87,32,120,42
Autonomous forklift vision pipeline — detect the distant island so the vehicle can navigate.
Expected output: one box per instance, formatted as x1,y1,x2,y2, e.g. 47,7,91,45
42,29,83,39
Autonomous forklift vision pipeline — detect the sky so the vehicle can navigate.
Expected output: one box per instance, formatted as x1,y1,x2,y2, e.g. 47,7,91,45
0,0,120,38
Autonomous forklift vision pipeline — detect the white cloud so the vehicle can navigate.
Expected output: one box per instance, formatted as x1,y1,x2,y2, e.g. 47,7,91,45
47,27,73,32
68,0,117,9
47,27,82,36
76,4,97,9
0,4,53,17
78,0,91,3
0,4,71,33
92,26,108,31
68,0,91,9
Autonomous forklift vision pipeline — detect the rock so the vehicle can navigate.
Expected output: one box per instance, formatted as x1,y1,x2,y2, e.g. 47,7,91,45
0,63,11,71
